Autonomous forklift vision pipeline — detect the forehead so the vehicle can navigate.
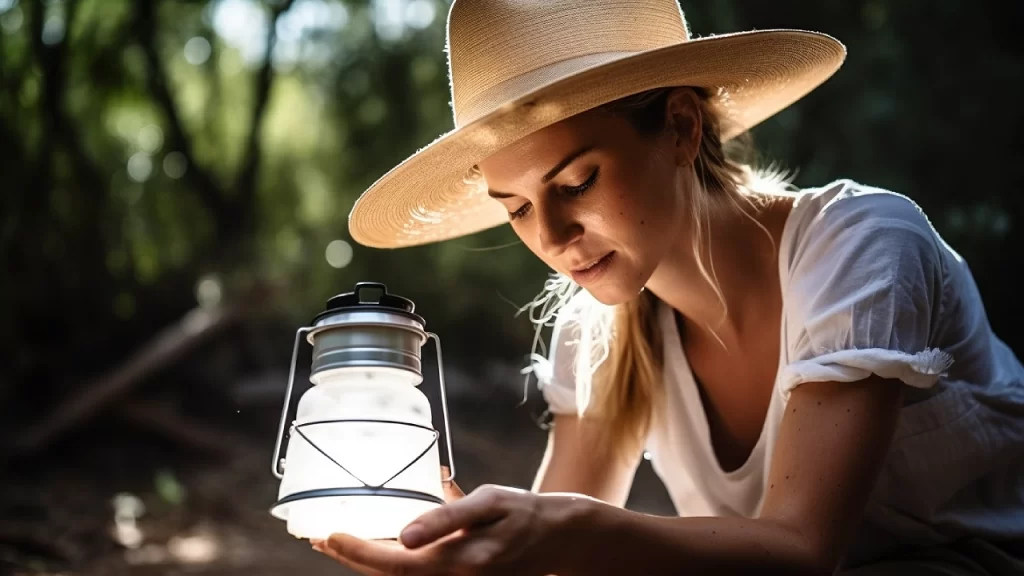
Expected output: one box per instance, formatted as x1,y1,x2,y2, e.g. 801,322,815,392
479,109,632,175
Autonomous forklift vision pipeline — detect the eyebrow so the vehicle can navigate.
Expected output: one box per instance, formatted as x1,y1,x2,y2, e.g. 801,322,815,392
487,145,595,199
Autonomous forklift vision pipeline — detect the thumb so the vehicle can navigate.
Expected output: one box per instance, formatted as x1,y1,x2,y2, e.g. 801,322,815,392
441,466,466,501
401,487,506,549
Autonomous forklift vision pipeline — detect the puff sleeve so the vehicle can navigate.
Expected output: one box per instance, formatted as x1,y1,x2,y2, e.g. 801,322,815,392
537,306,582,415
779,190,953,398
532,291,615,415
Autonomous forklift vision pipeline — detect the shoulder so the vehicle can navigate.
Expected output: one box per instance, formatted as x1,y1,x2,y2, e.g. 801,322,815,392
782,179,948,284
788,179,942,248
780,180,951,349
778,181,956,391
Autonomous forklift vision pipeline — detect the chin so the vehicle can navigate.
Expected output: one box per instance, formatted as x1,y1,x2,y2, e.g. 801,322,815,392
583,276,648,307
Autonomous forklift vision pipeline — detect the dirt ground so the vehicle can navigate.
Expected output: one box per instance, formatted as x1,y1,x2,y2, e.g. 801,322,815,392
1,445,346,576
2,432,673,576
0,360,674,576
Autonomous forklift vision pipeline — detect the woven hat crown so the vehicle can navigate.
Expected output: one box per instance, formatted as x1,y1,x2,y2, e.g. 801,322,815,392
447,0,693,126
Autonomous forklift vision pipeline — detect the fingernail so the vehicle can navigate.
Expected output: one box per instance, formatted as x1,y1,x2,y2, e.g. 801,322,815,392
400,525,423,547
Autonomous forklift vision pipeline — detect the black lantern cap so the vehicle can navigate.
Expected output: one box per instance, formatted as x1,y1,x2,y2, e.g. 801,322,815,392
313,282,424,325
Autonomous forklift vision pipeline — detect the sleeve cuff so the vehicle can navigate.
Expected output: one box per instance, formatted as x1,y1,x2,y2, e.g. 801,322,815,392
540,381,579,415
527,353,579,415
780,347,953,398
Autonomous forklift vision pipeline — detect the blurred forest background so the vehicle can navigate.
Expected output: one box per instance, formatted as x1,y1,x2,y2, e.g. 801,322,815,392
0,0,1021,574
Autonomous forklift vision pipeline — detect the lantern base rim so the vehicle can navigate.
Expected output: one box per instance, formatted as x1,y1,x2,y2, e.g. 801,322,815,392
271,487,445,540
271,486,445,518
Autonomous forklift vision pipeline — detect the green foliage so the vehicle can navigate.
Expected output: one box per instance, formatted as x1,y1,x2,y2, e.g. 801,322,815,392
0,0,1020,416
154,469,187,506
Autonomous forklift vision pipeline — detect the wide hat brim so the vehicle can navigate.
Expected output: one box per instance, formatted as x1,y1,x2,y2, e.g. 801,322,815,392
348,29,846,249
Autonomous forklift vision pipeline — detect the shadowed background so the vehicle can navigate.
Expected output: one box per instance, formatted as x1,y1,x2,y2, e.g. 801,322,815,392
0,0,1021,574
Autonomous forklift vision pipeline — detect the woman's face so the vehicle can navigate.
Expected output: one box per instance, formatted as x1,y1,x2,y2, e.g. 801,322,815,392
479,92,698,305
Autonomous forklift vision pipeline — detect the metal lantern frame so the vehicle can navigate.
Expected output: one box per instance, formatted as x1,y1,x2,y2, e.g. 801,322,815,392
270,282,456,512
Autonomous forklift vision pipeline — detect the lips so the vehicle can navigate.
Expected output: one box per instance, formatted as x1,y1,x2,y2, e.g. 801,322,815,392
568,251,615,285
571,256,607,273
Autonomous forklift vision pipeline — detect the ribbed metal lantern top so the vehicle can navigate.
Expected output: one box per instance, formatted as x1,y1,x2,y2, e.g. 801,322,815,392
307,282,427,378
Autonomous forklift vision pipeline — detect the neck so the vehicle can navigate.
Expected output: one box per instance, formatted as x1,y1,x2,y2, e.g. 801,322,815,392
645,192,793,341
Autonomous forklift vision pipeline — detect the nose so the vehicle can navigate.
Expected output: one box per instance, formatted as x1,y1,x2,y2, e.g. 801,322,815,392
537,203,582,258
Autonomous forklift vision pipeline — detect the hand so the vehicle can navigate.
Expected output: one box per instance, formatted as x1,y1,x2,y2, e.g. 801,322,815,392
310,465,467,574
315,482,590,576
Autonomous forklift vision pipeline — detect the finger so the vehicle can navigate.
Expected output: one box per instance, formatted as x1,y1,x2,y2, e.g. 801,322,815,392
313,540,390,576
327,533,418,575
401,487,508,549
425,524,515,576
440,466,466,502
443,482,466,503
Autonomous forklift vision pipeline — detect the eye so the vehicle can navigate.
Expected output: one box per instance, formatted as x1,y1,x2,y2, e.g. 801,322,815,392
561,168,599,196
509,203,532,221
507,168,597,222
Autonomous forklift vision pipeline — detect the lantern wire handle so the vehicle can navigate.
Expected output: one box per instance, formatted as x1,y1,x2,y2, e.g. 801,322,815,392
272,327,312,479
273,327,455,485
428,332,456,483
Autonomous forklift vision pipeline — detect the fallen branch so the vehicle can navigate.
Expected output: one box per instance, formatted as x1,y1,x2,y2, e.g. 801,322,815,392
0,521,83,566
12,286,271,454
116,400,256,458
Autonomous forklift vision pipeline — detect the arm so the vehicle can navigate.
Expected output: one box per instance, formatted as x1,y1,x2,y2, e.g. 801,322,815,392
560,376,903,576
530,295,640,506
532,414,640,507
321,375,905,576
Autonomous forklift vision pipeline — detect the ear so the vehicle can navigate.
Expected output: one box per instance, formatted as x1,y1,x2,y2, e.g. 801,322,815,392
664,88,703,167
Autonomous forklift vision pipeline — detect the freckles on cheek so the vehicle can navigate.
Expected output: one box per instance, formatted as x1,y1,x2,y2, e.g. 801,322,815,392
612,201,649,231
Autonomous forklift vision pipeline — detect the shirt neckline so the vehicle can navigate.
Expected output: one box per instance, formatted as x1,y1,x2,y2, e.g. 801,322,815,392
656,189,815,483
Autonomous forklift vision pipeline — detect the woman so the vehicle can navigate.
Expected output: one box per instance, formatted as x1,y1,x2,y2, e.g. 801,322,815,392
316,1,1024,574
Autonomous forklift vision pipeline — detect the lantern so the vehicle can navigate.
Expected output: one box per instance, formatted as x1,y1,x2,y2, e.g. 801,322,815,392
270,282,455,541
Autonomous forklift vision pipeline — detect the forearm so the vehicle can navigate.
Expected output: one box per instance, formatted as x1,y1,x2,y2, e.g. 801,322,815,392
557,499,827,576
532,415,640,507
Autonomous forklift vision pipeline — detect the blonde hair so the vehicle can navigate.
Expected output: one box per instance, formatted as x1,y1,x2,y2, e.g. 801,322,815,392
524,87,790,464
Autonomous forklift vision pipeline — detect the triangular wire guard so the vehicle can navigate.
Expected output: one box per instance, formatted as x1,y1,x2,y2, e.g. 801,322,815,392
292,419,440,489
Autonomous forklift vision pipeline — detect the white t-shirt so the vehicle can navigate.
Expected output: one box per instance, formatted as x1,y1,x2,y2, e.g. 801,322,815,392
539,180,1024,567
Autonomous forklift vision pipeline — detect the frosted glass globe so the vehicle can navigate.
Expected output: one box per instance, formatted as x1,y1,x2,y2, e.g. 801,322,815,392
272,367,444,540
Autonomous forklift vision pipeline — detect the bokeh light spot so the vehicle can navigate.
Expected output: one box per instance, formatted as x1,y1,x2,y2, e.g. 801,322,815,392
358,97,387,125
163,152,188,178
184,36,212,65
138,124,164,153
404,0,435,30
41,15,65,45
0,6,23,33
325,239,353,269
195,275,222,308
127,152,153,182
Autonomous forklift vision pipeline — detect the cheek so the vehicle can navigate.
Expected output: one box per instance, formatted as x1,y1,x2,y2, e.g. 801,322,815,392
599,172,680,252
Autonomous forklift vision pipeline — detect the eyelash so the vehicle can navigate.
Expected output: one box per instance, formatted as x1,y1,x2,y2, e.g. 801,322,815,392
509,168,599,221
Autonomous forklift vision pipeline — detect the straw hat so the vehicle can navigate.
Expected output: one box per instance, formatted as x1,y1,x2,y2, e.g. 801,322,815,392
348,0,845,248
